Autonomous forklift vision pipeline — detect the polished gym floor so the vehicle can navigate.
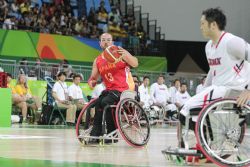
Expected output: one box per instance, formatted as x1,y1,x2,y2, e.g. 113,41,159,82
0,124,218,167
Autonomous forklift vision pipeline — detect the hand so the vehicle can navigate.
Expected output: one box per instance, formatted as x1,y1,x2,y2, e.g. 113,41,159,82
88,79,97,89
236,90,250,107
117,47,129,58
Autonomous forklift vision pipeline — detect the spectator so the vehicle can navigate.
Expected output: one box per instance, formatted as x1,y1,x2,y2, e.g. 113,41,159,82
7,73,28,123
169,79,181,104
15,74,42,123
108,6,121,24
175,83,191,109
150,75,170,106
68,74,86,110
138,76,150,108
19,58,29,75
3,16,16,29
52,71,77,125
196,76,206,94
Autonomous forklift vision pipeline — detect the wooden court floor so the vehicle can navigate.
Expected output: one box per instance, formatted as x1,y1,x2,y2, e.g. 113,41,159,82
0,125,217,167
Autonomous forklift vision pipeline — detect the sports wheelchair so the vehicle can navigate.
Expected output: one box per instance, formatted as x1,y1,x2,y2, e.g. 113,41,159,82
76,90,151,148
162,91,250,167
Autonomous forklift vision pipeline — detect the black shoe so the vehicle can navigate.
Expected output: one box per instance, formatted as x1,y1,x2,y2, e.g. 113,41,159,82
104,139,118,144
90,126,102,136
88,138,99,144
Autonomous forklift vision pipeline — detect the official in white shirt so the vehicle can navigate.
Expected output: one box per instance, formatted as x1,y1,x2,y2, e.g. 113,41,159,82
52,72,77,124
68,74,86,110
138,76,150,108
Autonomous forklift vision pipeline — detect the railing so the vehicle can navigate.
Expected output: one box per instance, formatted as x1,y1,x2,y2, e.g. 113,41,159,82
0,59,205,95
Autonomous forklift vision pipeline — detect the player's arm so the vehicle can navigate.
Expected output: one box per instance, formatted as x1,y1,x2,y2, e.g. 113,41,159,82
117,47,138,68
227,36,250,62
88,58,100,89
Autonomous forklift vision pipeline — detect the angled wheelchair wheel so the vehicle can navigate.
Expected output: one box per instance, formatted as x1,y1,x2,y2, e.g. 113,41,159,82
76,99,97,144
116,98,150,148
196,99,250,167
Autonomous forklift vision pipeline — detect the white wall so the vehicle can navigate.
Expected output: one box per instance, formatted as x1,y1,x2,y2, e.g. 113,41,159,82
134,0,250,42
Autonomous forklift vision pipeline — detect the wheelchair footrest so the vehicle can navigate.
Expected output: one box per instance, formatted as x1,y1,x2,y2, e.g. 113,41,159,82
162,147,203,157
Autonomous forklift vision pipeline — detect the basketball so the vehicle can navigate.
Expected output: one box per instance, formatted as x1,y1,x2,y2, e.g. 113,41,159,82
103,45,122,63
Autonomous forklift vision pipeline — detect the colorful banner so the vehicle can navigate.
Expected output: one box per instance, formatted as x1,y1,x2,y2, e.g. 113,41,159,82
0,29,167,71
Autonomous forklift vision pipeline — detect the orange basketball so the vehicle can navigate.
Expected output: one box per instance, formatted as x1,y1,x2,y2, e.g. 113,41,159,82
103,45,122,63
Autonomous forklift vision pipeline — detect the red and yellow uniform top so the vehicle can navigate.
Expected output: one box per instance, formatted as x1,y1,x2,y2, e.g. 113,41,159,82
96,54,135,92
7,83,17,94
15,84,32,96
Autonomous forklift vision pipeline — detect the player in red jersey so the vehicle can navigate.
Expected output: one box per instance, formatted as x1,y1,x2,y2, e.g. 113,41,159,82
88,33,138,141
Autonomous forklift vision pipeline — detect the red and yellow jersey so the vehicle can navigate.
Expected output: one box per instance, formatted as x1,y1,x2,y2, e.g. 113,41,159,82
96,54,135,92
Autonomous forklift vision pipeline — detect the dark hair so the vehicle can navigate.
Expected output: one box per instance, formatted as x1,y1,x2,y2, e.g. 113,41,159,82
158,75,165,80
202,7,226,30
173,79,180,84
57,71,66,77
73,74,82,80
181,82,187,87
143,76,149,81
6,73,12,78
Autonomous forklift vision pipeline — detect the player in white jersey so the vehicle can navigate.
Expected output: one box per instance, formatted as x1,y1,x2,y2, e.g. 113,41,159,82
180,8,250,127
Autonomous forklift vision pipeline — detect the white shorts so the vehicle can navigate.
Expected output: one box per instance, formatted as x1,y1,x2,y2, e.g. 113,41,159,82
180,85,230,121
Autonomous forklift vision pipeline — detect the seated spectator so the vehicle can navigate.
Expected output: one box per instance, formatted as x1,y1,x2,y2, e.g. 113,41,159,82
68,74,86,110
91,80,105,99
19,58,29,75
10,0,20,15
7,73,28,123
15,74,42,123
3,16,16,30
108,6,121,24
52,71,77,125
89,25,100,39
196,76,206,94
175,83,191,109
20,0,31,15
150,75,170,106
169,79,180,104
138,76,150,108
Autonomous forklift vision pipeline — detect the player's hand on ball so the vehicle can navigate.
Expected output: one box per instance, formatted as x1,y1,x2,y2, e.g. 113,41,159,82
117,47,128,57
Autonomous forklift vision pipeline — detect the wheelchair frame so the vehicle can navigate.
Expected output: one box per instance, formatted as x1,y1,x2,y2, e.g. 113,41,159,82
162,98,250,167
75,91,151,148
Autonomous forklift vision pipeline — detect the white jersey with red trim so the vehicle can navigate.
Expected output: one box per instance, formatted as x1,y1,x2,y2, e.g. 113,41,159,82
206,32,250,90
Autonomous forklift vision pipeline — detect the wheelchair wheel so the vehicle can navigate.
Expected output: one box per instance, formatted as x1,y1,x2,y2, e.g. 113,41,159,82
116,98,150,147
196,99,250,167
76,99,96,144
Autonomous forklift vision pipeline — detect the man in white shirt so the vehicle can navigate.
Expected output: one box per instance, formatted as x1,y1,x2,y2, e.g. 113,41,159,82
150,75,170,106
52,72,77,125
138,76,150,108
91,81,105,99
180,8,250,128
169,79,180,104
196,76,206,94
68,74,86,110
175,83,191,109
